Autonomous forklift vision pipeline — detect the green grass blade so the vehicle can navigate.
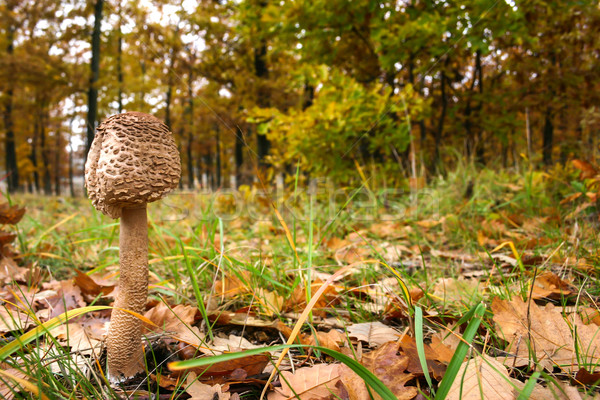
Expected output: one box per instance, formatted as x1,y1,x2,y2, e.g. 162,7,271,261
180,239,213,341
435,302,486,400
516,371,540,400
415,306,434,393
169,344,397,400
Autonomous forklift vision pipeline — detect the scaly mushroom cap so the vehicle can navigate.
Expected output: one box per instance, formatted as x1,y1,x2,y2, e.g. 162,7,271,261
85,112,181,219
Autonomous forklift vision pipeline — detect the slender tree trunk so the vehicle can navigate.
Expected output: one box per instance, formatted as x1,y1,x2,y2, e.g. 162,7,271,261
473,51,484,164
164,53,175,130
408,55,427,148
30,124,40,193
525,107,532,158
117,1,123,114
303,82,314,110
464,50,483,163
164,28,179,130
54,130,61,195
235,126,244,187
3,7,18,192
165,85,172,129
434,64,448,169
186,136,194,189
253,0,272,168
543,107,554,165
177,143,184,189
186,57,195,189
86,0,104,160
68,128,75,197
254,39,270,167
215,126,221,188
203,153,213,189
39,108,52,195
199,153,207,189
138,59,146,109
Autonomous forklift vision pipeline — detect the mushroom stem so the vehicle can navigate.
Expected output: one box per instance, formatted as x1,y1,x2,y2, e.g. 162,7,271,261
106,206,148,382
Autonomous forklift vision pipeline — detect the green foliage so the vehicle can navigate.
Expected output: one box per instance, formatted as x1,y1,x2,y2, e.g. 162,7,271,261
2,0,600,191
250,66,425,181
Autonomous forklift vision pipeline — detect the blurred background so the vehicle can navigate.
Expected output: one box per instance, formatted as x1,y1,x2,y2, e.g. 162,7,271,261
1,0,599,195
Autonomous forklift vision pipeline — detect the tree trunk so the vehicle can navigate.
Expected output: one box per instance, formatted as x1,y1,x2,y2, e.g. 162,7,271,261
164,27,180,130
433,61,449,169
39,108,52,195
186,56,195,189
543,107,554,165
30,123,40,193
177,143,184,189
464,50,483,163
235,126,245,187
117,1,123,114
54,130,61,196
254,39,270,167
3,6,18,192
68,128,75,197
138,59,146,109
215,126,221,188
203,153,213,189
473,50,484,164
86,0,104,160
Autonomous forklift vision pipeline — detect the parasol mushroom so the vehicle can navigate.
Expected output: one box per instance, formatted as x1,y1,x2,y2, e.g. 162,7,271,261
85,111,181,383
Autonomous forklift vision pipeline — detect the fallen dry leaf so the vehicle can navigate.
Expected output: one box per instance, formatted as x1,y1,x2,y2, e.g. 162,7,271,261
52,322,103,356
432,278,483,305
347,322,401,348
529,271,573,300
339,341,417,400
144,303,204,347
572,159,598,180
398,336,446,380
283,279,340,317
214,271,252,299
0,231,16,247
446,354,584,399
73,270,115,298
305,329,346,352
209,334,265,353
0,257,31,285
368,221,404,239
325,237,351,252
0,367,28,400
0,203,26,225
255,288,284,317
415,219,443,229
446,355,515,400
34,280,85,320
0,306,35,333
144,303,198,332
580,308,600,326
171,350,270,383
335,245,372,265
268,363,342,400
185,372,232,400
276,321,345,351
492,296,600,372
575,368,600,385
429,334,456,364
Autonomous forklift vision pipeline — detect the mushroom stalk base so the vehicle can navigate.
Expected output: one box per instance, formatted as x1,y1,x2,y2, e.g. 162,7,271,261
107,207,148,383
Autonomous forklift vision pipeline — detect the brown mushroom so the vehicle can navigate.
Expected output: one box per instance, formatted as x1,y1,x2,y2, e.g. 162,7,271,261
84,111,181,383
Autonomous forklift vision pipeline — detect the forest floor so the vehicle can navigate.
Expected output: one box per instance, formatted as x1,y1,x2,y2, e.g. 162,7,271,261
1,163,600,399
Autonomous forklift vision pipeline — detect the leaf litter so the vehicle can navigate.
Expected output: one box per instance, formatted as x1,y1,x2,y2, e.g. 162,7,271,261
1,187,600,400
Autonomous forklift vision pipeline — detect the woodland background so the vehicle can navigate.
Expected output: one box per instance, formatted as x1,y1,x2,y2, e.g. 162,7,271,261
1,0,600,194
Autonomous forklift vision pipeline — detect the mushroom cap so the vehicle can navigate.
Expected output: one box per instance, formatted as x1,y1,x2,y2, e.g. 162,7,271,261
85,112,181,219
